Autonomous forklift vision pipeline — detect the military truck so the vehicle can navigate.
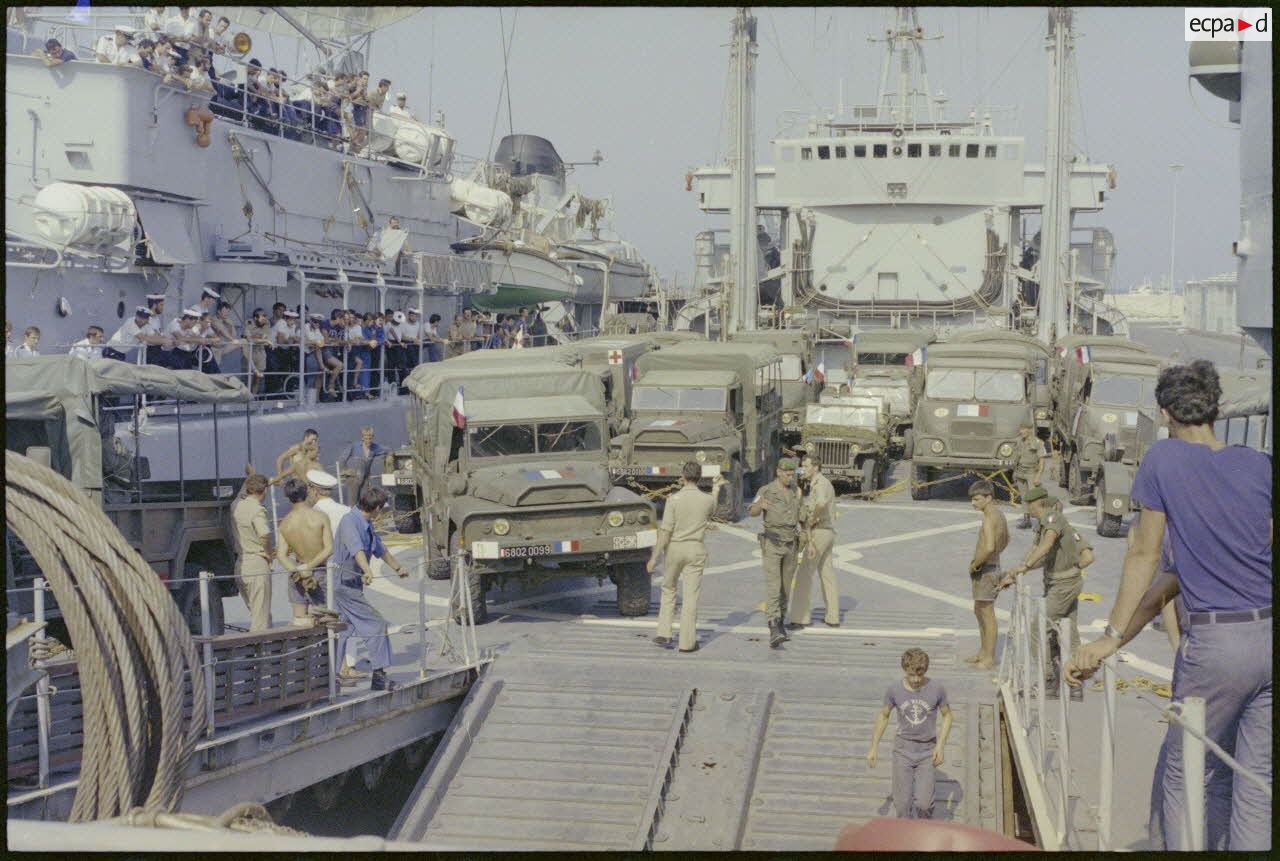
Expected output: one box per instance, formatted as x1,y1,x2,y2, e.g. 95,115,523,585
907,342,1037,499
6,356,252,636
948,328,1054,439
1050,340,1165,535
800,392,892,494
382,445,423,533
729,327,819,449
610,341,783,520
404,360,657,623
844,328,937,456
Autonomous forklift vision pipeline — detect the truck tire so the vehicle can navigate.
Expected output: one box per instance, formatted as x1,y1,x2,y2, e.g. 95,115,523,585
1095,477,1124,538
716,461,745,522
615,562,652,617
1067,459,1091,505
394,511,422,534
177,576,225,637
450,564,488,625
860,458,878,496
427,530,457,580
910,463,930,500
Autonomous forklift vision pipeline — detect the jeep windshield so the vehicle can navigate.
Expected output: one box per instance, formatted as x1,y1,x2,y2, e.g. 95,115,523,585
1089,375,1157,409
805,404,879,429
631,386,727,412
469,420,602,458
925,369,1024,402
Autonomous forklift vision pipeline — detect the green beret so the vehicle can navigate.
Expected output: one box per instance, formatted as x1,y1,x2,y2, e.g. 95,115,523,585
1023,486,1049,503
778,457,799,471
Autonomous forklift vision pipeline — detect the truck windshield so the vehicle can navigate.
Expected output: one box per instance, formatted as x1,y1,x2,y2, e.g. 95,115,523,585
926,369,1024,402
632,386,727,411
778,355,804,380
1091,375,1157,408
856,351,910,367
470,420,602,457
850,383,909,413
805,404,879,428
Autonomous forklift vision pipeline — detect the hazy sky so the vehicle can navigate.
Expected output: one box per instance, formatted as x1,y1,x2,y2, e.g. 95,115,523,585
369,8,1241,290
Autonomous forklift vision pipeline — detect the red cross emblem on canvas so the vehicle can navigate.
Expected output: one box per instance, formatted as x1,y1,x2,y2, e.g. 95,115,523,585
607,350,624,365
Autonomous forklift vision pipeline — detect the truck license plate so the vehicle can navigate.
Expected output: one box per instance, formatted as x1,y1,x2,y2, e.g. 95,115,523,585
612,535,638,549
612,466,668,477
498,544,554,558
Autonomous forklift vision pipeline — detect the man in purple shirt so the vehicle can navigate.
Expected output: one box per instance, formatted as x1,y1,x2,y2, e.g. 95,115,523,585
1066,360,1271,850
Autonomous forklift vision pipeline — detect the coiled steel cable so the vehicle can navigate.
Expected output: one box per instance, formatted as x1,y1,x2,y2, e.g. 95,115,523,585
5,452,207,821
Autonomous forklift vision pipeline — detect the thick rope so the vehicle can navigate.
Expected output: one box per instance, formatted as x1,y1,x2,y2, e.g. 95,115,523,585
6,452,207,821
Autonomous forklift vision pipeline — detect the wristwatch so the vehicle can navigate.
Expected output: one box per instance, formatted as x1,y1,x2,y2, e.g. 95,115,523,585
1104,623,1122,639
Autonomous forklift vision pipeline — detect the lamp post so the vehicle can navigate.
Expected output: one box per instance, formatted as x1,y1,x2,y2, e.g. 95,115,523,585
1168,163,1184,320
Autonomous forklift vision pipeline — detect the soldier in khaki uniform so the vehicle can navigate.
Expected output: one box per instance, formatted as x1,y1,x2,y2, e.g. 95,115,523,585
232,473,274,631
789,454,841,629
648,461,723,653
1011,422,1047,529
1000,486,1094,700
748,457,803,648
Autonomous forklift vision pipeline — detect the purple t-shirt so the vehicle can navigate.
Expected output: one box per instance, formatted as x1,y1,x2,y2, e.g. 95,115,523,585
883,678,947,743
1131,438,1272,613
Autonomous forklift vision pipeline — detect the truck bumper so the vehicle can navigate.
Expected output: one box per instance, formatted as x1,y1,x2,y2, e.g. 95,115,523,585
912,456,1015,472
468,529,657,567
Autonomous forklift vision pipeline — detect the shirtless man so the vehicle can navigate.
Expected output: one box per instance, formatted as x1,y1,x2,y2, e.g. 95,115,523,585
276,477,331,626
965,479,1009,669
273,430,321,486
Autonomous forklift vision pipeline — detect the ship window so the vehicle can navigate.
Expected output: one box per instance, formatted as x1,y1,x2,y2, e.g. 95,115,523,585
854,144,867,158
835,145,847,159
949,144,961,157
780,147,795,162
818,145,830,160
928,144,942,157
1005,144,1020,160
907,143,922,158
985,145,998,158
873,144,887,158
966,144,980,158
801,147,813,161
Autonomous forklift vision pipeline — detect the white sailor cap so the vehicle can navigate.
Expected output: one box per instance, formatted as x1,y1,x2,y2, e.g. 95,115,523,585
202,287,222,300
181,306,201,318
306,469,339,488
392,311,405,323
145,293,166,302
308,312,324,321
395,91,407,99
406,307,420,316
134,305,154,317
283,309,300,318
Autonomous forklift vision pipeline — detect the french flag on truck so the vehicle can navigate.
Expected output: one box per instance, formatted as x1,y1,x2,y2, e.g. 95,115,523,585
957,404,990,417
552,540,580,552
906,346,927,368
1074,345,1092,364
452,386,466,428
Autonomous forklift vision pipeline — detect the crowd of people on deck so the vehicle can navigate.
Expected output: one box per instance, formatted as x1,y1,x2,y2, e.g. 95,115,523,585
30,6,426,154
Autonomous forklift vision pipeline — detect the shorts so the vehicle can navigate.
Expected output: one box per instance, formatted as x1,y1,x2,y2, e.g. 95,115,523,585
288,566,327,607
971,562,1002,602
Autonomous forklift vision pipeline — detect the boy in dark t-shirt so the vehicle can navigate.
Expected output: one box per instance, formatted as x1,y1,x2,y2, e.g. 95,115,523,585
866,648,953,819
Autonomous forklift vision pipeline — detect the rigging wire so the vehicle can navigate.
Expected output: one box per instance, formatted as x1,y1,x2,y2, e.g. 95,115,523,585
500,7,517,139
485,8,517,161
971,17,1042,120
764,9,820,113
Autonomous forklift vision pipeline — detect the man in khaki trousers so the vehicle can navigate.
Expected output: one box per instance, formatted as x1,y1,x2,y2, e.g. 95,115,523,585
789,454,841,628
648,461,722,653
233,473,274,631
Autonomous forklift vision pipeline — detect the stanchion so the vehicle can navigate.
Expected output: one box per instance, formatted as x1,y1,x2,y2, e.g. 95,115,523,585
268,484,281,539
1055,618,1072,847
33,578,50,789
1180,696,1207,851
1019,584,1033,718
417,555,429,680
325,562,337,703
198,571,217,738
1035,596,1049,767
1098,655,1117,850
335,461,344,505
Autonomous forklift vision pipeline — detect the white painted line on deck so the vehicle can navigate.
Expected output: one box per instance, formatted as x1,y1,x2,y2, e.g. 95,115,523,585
839,562,1011,621
508,606,954,639
367,576,449,606
1116,651,1172,681
711,522,760,542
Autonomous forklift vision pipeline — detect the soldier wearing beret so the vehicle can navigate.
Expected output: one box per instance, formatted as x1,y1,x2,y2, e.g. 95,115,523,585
1000,485,1094,699
749,457,803,648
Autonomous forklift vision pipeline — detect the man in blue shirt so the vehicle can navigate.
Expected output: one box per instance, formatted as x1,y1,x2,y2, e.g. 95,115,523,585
1067,361,1271,851
332,486,409,691
340,426,391,510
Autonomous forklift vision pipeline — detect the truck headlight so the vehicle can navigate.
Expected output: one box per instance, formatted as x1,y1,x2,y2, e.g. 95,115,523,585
1111,498,1123,510
782,411,796,424
1034,409,1048,421
998,442,1015,457
930,440,944,454
607,510,625,528
850,444,860,454
493,518,510,536
694,450,707,463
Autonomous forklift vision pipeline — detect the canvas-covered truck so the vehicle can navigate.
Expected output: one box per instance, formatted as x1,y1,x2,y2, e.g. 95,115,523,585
800,393,892,494
1051,346,1165,535
947,328,1054,439
728,327,819,449
844,328,937,457
405,360,657,623
907,343,1036,500
610,341,783,520
6,356,252,636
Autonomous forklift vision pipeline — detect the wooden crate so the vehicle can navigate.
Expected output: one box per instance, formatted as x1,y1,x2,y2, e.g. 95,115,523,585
7,625,336,781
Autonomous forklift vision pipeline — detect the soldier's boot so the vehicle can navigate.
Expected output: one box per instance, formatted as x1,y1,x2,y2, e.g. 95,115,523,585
768,619,786,648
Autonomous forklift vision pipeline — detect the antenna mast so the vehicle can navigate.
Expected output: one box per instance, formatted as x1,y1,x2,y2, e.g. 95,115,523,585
726,7,759,335
1037,7,1075,345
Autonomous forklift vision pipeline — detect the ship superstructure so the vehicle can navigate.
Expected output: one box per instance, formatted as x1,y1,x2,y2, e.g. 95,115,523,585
690,7,1125,339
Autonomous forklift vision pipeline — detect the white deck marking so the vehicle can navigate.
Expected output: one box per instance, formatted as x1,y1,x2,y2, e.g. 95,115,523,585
839,562,1011,620
508,606,954,639
367,576,449,606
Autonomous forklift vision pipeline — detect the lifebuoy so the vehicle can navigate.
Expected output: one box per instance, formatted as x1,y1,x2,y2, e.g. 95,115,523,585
892,126,904,138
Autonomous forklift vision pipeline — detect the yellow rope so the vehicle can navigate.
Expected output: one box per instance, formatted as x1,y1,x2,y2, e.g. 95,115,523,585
1093,674,1172,699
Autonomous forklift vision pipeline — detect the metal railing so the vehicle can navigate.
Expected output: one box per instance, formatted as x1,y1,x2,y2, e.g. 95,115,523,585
998,581,1272,851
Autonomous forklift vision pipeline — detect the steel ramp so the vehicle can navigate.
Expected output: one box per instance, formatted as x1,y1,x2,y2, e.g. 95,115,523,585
391,673,695,850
